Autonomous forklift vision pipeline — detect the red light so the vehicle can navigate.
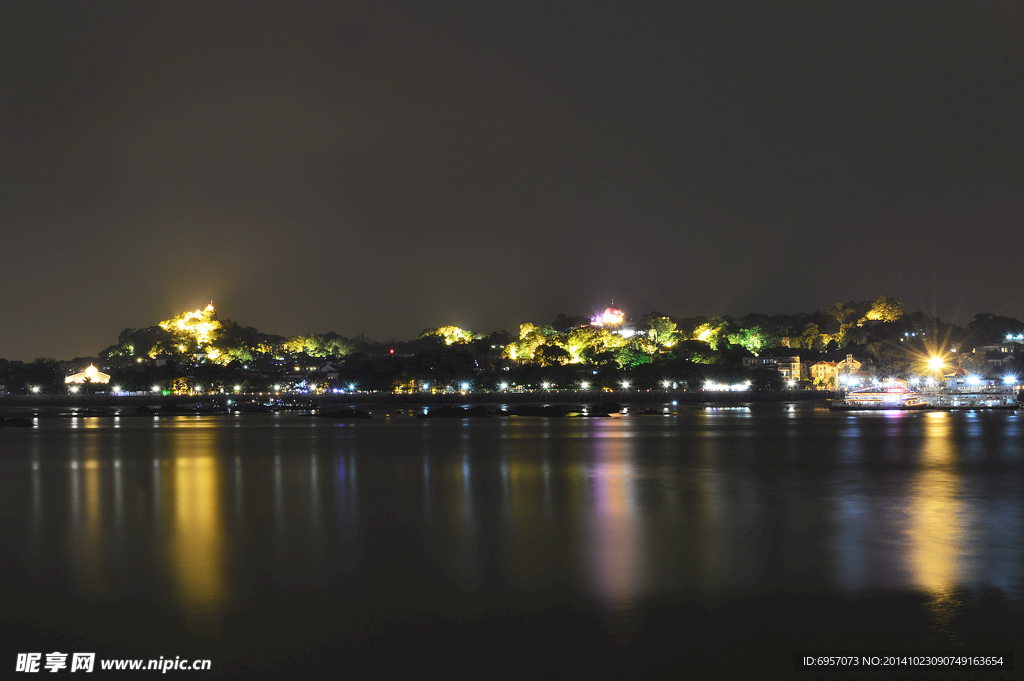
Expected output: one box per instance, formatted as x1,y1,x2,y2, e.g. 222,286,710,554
390,349,394,355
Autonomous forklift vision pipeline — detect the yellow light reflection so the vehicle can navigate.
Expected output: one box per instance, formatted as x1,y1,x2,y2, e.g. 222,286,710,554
502,450,546,586
910,412,963,628
68,423,106,598
164,428,225,635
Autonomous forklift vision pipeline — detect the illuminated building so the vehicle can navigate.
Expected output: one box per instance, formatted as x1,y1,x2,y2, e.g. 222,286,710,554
810,360,838,387
742,354,804,381
64,364,111,384
590,304,625,327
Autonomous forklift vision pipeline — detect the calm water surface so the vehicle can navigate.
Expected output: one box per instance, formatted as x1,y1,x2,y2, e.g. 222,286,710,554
1,404,1022,678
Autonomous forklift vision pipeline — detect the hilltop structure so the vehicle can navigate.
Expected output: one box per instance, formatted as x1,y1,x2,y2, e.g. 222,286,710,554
64,364,110,384
590,304,625,327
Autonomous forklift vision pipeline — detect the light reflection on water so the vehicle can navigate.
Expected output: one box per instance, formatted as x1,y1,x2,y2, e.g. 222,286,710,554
2,407,1023,653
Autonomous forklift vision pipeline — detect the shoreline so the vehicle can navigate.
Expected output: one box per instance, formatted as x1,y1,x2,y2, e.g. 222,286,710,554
0,390,829,417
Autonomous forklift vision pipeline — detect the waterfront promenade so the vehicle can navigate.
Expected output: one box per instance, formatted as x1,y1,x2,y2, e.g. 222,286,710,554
0,389,829,411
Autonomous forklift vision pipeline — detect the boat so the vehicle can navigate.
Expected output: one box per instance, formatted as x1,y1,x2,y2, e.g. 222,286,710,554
930,393,1018,410
828,385,930,411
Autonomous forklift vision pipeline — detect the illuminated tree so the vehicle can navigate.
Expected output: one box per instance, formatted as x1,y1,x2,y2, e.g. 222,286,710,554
420,326,477,345
864,296,906,323
154,303,229,363
503,323,553,362
727,326,772,354
799,323,824,350
693,317,729,350
170,377,192,395
613,346,653,368
639,316,679,347
160,303,221,344
535,344,570,367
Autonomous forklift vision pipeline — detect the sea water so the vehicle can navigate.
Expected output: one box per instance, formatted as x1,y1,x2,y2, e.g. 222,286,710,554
1,404,1021,678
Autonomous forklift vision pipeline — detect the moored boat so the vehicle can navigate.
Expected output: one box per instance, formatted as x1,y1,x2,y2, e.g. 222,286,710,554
828,384,930,411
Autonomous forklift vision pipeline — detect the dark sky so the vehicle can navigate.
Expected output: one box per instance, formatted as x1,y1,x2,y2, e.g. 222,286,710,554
3,1,1023,360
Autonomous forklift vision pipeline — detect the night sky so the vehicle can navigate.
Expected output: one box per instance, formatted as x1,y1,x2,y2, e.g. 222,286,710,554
3,2,1023,361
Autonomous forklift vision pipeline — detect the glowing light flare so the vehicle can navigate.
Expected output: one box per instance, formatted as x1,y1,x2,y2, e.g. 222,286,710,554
591,306,625,326
704,382,751,392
